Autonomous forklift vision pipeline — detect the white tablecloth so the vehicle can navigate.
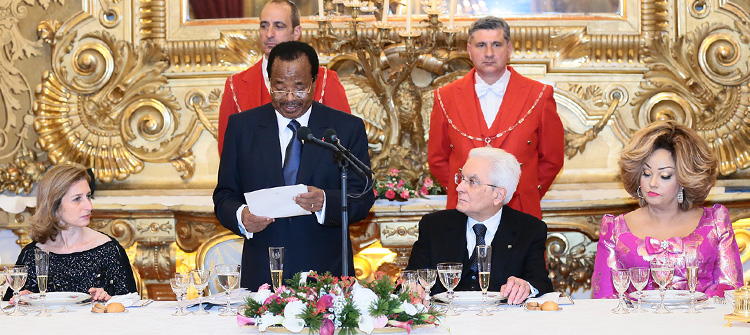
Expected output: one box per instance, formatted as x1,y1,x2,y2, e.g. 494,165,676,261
1,299,748,334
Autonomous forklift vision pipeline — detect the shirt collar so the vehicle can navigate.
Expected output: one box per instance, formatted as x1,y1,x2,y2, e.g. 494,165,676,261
262,56,270,93
467,206,503,237
275,105,312,134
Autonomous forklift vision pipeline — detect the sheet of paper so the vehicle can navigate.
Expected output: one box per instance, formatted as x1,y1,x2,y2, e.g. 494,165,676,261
244,184,310,218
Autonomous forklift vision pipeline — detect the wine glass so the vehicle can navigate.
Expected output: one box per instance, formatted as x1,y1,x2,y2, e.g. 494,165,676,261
436,262,462,316
190,269,211,315
611,269,630,314
0,267,8,315
417,268,437,303
170,272,190,316
5,265,28,316
475,245,493,316
628,267,649,313
650,258,675,314
400,270,418,296
214,264,241,316
684,242,700,314
268,247,284,291
34,249,51,317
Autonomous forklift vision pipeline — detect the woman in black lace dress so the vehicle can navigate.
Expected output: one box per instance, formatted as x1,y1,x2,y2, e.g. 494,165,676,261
4,163,136,302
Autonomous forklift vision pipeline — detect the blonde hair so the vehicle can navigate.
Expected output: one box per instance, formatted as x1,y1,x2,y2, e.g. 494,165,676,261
30,163,91,243
619,121,718,211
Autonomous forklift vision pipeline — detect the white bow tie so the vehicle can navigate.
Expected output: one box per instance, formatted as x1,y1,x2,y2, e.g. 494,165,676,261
475,82,506,98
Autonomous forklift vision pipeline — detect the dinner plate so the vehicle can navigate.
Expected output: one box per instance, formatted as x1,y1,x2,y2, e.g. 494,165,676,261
628,290,707,305
19,292,91,306
433,291,506,306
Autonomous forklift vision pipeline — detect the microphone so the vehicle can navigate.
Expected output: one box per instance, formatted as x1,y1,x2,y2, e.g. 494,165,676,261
297,126,339,152
322,129,374,176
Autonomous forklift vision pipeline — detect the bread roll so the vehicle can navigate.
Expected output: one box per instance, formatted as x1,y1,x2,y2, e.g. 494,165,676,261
541,301,559,311
105,302,126,313
92,303,106,313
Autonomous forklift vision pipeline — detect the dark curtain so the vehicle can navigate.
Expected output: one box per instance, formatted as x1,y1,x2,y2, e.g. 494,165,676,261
189,0,244,19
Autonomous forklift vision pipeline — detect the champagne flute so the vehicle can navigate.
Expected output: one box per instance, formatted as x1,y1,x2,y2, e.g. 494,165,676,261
436,262,462,316
684,242,700,314
611,269,630,314
475,245,493,316
5,265,28,316
268,247,284,291
34,249,51,317
417,268,437,303
214,264,241,316
190,269,211,315
650,258,674,314
628,267,649,313
170,273,190,316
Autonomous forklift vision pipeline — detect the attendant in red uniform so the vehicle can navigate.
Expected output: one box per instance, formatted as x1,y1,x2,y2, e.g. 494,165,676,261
217,0,351,154
428,16,564,219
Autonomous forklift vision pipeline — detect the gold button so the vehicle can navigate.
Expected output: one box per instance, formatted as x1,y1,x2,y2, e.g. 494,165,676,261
449,144,454,149
538,185,541,190
520,163,523,167
527,140,532,145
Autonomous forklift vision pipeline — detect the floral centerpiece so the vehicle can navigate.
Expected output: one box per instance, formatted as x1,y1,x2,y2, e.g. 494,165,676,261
237,271,442,334
417,176,444,197
374,169,418,201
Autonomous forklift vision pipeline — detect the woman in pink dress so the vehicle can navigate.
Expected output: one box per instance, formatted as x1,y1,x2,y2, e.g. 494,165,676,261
592,121,743,298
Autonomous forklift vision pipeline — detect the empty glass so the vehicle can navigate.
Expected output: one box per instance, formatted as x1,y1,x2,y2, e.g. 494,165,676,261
417,268,437,303
611,269,630,314
437,262,462,316
34,249,51,317
190,269,211,315
214,264,241,316
475,245,493,316
170,272,190,316
628,267,649,313
5,265,28,316
400,270,419,296
684,242,700,314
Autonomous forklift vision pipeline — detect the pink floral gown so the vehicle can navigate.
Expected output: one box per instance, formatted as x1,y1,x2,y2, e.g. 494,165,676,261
592,204,743,298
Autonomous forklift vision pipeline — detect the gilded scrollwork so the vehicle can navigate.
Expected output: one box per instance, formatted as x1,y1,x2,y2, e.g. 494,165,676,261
174,215,221,253
90,218,136,248
561,84,626,159
631,21,750,175
32,24,208,181
184,89,221,139
546,233,596,294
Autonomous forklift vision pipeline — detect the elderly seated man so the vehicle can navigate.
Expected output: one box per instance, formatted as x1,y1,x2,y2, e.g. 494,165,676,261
406,147,553,304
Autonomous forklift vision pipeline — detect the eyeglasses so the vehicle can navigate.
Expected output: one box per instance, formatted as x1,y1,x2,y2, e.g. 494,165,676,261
270,85,312,99
454,169,499,189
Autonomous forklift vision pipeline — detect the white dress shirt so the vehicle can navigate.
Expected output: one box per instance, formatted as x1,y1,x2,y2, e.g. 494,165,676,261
235,106,327,238
475,70,511,127
465,207,538,297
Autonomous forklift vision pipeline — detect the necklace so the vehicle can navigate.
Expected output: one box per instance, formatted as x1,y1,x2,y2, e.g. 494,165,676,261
436,84,547,147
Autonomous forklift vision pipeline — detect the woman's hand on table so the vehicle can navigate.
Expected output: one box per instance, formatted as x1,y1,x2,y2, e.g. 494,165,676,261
8,289,31,304
88,287,111,302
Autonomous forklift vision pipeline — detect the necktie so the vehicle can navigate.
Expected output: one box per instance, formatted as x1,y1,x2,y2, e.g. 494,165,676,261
283,120,302,185
470,223,487,273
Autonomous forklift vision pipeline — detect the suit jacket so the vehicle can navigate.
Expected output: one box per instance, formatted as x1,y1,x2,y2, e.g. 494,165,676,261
217,61,352,154
213,102,374,290
406,207,553,295
428,66,564,219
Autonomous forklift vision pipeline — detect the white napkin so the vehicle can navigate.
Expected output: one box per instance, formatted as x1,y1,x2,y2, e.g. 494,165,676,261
526,292,574,305
108,293,141,307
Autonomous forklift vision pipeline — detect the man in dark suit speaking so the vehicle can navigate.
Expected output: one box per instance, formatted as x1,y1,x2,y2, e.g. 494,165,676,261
406,147,552,304
213,41,375,290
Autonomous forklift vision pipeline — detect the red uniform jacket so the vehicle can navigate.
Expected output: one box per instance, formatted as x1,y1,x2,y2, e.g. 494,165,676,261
428,66,564,219
217,61,351,154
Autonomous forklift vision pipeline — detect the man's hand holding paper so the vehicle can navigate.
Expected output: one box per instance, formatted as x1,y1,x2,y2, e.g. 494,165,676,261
244,184,316,220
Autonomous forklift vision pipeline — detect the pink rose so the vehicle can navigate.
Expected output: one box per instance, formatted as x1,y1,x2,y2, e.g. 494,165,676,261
385,190,396,200
420,187,428,195
286,297,299,302
423,177,433,188
320,318,335,335
397,179,405,187
373,189,379,197
389,169,399,177
400,190,410,199
387,182,394,188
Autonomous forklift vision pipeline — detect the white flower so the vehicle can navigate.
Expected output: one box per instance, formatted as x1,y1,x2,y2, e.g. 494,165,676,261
358,315,375,334
299,271,310,285
254,287,272,304
258,312,284,332
399,301,417,316
282,300,306,333
352,285,379,318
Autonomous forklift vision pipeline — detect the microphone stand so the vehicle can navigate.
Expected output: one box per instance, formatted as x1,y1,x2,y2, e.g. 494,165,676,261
333,150,351,277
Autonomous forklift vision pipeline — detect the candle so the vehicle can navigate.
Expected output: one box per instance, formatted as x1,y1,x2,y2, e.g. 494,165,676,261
406,0,411,33
319,0,325,16
382,0,389,23
448,0,456,28
431,0,437,11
